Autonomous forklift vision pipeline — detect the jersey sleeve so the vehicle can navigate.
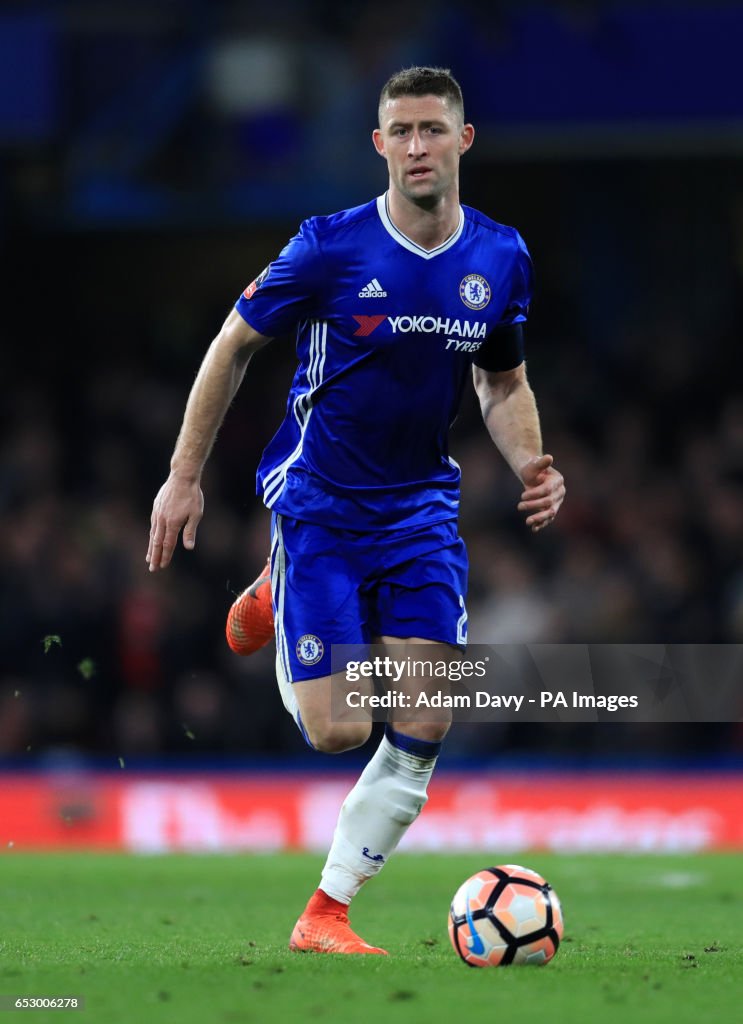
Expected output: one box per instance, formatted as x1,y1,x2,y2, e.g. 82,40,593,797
473,232,533,372
235,219,325,337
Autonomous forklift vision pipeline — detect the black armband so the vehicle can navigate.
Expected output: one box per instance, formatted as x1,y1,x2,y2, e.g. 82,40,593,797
473,323,525,372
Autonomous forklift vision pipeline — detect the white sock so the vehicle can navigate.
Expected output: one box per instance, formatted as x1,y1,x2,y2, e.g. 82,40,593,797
319,728,441,905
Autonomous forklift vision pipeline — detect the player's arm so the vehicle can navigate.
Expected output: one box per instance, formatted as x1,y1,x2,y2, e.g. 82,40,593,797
147,309,272,571
473,362,565,533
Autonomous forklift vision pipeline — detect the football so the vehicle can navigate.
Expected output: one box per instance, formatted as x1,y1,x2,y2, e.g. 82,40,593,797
448,864,564,966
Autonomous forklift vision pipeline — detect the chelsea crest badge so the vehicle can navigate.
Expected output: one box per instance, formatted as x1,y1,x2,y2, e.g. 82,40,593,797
459,274,491,310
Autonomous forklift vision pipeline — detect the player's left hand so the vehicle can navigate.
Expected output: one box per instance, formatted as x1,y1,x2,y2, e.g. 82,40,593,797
517,454,565,533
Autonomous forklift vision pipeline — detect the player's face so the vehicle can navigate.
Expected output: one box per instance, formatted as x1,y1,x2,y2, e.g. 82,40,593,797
373,94,474,205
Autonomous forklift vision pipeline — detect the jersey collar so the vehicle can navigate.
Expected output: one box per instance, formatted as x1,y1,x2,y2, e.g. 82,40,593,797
376,192,464,259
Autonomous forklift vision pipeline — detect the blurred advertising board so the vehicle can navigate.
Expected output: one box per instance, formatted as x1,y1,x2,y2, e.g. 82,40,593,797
1,772,742,853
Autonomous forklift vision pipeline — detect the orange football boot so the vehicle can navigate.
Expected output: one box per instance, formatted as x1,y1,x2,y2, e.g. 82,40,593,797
225,559,275,655
289,890,388,956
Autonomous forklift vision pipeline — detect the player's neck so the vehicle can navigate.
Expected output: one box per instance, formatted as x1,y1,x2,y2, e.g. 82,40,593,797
386,188,461,251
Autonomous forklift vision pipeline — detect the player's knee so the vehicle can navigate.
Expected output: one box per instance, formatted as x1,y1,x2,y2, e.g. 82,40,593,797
308,721,372,754
417,722,450,744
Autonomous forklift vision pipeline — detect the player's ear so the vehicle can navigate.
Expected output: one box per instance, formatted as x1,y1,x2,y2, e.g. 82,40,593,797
459,123,475,155
372,128,386,157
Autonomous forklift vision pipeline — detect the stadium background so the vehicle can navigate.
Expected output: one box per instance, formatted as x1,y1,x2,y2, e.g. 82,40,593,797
1,0,742,853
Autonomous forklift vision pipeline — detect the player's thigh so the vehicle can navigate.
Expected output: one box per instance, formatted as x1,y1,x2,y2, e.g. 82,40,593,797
271,512,367,683
378,635,456,742
293,671,373,753
369,520,469,650
272,515,376,752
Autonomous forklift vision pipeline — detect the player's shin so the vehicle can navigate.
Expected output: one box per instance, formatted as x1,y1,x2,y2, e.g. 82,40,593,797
319,724,442,904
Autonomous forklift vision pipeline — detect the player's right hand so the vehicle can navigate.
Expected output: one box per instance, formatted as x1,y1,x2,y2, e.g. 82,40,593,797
146,473,204,571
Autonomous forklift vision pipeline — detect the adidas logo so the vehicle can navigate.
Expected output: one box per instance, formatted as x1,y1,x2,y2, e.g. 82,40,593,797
358,278,387,298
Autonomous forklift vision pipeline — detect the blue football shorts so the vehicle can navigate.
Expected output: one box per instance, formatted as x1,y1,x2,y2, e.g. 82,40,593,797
269,512,469,683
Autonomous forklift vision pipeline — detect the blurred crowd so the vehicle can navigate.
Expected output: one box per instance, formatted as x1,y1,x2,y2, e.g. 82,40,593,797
1,288,741,759
2,1,743,760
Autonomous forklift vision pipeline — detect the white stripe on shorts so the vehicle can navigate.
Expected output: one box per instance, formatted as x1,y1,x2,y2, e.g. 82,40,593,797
272,515,300,722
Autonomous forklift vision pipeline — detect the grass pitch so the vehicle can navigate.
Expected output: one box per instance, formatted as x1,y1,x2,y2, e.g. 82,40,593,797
2,852,741,1024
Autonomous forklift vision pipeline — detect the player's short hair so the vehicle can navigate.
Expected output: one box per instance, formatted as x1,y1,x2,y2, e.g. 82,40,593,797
378,66,465,126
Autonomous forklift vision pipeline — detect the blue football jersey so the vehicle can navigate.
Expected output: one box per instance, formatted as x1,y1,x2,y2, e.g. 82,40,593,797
235,193,533,530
